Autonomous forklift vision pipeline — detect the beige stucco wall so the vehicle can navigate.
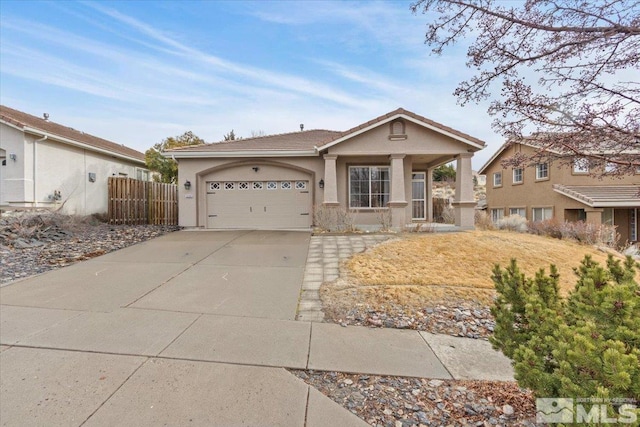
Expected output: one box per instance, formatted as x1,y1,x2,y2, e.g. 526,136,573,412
1,123,146,215
328,120,473,157
177,157,325,227
483,143,640,242
176,118,479,229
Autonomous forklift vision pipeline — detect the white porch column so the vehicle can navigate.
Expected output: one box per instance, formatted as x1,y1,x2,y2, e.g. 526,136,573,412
452,153,476,228
426,167,434,222
323,154,339,205
388,154,408,229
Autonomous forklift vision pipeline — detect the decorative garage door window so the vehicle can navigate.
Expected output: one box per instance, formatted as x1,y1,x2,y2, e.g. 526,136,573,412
209,180,308,192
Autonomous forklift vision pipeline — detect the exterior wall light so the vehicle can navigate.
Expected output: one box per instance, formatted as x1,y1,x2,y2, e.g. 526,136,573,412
184,180,191,190
319,179,324,189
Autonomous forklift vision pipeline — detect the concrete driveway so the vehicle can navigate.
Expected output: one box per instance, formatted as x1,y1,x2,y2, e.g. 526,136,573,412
0,230,512,426
0,230,364,427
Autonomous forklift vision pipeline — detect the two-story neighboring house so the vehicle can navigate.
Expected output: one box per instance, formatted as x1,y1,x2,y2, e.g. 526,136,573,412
479,141,640,245
1,105,150,216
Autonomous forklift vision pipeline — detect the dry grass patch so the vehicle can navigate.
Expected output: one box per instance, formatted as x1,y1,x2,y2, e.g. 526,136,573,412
345,230,630,301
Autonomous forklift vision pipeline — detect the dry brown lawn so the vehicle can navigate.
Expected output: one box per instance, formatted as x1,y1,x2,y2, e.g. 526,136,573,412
336,230,633,307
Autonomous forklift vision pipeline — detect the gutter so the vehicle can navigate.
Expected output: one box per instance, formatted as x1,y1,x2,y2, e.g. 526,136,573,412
22,126,145,165
164,149,319,159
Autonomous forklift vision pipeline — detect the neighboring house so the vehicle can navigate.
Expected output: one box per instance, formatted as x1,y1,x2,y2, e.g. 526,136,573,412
479,141,640,244
0,105,149,215
168,108,485,230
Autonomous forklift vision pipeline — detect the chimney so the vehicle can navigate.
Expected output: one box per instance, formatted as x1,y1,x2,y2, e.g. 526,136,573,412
300,123,304,131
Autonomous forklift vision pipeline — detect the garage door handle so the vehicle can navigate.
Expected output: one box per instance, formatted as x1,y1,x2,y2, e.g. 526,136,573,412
301,213,309,216
250,207,252,212
264,206,267,212
300,191,309,193
208,215,217,217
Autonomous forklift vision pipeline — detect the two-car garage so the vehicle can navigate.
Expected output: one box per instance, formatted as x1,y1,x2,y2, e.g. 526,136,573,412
204,163,312,229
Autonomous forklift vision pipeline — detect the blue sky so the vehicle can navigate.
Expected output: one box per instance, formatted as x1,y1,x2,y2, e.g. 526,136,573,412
0,0,499,168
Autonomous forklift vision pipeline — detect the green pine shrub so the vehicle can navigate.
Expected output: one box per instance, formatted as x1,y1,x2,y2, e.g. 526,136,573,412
490,255,640,408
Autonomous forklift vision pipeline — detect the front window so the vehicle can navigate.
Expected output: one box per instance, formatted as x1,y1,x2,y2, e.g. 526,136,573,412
512,168,523,184
532,207,553,222
493,172,502,187
536,163,549,180
349,166,390,208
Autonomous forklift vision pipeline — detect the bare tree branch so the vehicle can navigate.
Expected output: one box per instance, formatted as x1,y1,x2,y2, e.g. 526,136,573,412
411,0,640,176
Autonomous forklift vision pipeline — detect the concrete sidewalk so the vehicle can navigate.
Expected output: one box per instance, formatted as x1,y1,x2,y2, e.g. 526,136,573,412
0,230,513,426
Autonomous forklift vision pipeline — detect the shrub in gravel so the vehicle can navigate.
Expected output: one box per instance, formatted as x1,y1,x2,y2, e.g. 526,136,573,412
490,255,640,408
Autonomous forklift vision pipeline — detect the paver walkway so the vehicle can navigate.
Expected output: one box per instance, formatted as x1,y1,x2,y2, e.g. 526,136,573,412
0,230,513,426
296,234,393,322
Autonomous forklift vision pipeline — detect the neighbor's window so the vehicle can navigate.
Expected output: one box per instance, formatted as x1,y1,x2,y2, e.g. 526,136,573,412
605,162,616,174
493,172,502,187
490,208,504,223
509,207,526,218
512,168,523,184
349,166,390,208
136,168,150,181
532,207,553,222
573,158,589,174
535,163,549,180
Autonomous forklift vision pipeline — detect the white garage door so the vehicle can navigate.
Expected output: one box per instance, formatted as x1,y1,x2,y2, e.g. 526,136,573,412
206,180,311,229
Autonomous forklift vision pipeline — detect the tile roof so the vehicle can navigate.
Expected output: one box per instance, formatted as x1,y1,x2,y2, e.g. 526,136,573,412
0,105,145,163
171,129,341,152
168,108,485,155
320,107,486,148
553,184,640,207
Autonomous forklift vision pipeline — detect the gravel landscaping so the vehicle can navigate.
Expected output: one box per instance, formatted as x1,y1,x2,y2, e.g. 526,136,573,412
291,370,538,427
323,299,496,340
1,212,179,285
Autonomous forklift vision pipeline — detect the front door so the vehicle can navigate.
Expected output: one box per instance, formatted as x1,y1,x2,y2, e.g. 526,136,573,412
411,172,426,220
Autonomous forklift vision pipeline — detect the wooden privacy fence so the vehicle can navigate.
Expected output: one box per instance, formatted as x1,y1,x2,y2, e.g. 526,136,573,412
108,177,178,225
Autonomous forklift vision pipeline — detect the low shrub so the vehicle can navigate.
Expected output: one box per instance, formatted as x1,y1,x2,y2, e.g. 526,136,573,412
474,211,494,230
440,206,455,224
495,215,528,233
528,218,563,239
490,255,640,408
528,219,619,247
375,208,392,231
313,205,355,232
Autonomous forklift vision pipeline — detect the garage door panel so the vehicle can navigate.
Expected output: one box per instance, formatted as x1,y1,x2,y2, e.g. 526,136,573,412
206,179,311,229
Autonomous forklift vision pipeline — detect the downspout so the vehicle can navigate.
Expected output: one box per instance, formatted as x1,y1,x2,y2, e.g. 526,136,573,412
33,135,48,207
